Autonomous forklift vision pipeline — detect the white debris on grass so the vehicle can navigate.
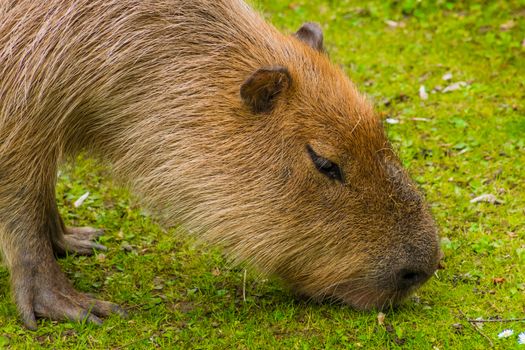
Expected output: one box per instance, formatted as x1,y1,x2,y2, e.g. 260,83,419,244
518,332,525,345
442,81,468,93
419,85,429,100
470,194,503,205
442,72,453,81
498,329,513,338
500,20,515,31
74,191,90,208
385,20,405,28
377,312,385,326
385,118,399,125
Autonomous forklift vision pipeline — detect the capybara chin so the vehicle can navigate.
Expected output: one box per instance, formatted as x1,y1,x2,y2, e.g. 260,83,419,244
0,0,441,329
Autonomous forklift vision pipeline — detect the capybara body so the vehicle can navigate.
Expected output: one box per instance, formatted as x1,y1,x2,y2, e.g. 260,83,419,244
0,0,441,329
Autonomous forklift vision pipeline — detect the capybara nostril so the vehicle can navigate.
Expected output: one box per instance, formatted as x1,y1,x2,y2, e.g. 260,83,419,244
397,269,430,291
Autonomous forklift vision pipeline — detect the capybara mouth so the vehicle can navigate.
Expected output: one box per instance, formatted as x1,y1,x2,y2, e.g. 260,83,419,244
325,267,437,311
355,288,421,310
333,287,416,311
302,287,407,311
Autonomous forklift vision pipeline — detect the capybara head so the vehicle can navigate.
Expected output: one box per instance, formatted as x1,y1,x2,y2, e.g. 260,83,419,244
182,22,442,310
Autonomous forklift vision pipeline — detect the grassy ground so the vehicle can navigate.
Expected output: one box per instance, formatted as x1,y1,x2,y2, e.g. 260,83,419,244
1,0,524,349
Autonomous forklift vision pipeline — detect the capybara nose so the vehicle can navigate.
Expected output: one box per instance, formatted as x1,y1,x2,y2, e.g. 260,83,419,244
396,268,430,291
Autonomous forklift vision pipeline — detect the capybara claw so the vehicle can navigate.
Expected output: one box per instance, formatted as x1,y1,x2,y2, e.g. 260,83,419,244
55,227,107,256
21,312,38,331
79,312,103,326
19,289,123,330
12,259,124,330
59,235,106,255
111,305,129,318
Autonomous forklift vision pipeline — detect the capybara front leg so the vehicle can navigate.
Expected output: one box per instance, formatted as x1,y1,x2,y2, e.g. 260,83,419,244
9,249,126,329
0,191,123,329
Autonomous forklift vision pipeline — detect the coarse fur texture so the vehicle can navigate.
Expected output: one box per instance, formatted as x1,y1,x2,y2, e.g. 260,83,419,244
0,0,441,329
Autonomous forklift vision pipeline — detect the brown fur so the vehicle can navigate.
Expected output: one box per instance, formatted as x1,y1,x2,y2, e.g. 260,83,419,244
0,0,441,329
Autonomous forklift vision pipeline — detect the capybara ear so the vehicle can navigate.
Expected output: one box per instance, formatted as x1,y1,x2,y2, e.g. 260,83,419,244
240,66,292,114
295,22,324,52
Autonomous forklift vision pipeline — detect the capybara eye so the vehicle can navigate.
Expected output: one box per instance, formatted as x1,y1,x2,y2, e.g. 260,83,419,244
306,145,344,183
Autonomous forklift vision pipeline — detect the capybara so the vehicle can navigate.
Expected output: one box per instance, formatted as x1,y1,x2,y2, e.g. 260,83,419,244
0,0,441,329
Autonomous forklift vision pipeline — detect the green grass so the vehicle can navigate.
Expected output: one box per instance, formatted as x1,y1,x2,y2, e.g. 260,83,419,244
1,0,524,348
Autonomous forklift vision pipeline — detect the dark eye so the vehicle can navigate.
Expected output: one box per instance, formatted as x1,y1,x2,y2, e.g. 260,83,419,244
306,145,344,183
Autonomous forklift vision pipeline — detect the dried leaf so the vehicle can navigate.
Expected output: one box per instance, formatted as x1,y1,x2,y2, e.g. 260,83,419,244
493,277,506,285
377,312,386,326
500,20,515,31
470,194,503,204
74,191,90,208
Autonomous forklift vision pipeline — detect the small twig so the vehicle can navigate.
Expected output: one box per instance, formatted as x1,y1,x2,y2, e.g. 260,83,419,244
242,269,247,302
459,310,494,348
467,317,525,323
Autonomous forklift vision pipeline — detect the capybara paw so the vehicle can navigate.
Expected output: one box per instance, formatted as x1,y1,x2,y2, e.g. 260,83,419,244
66,226,104,240
14,275,126,330
59,227,106,255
